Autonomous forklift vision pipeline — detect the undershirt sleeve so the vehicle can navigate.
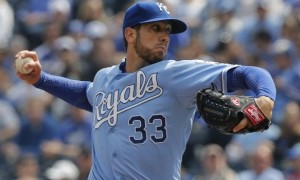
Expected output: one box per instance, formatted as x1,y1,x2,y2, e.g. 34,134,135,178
227,66,276,101
33,72,93,112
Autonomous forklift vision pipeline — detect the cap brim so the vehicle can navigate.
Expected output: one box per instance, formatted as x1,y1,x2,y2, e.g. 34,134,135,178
139,18,187,34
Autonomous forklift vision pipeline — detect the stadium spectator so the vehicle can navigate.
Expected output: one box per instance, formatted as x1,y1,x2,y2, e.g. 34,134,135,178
238,141,285,180
193,144,237,180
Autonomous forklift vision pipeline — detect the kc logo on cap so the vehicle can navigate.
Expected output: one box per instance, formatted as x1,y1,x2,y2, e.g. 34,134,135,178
156,2,170,14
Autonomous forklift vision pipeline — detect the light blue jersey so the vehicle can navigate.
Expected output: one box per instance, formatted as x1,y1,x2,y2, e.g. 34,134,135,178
86,59,237,180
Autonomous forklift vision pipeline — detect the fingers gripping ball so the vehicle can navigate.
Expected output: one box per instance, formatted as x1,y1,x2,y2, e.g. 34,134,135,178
196,87,271,134
16,57,34,74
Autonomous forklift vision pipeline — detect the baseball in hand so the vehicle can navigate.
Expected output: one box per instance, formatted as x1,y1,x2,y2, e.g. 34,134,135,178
16,57,34,74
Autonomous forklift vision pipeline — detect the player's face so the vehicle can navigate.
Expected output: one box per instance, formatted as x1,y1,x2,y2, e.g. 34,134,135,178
134,22,171,64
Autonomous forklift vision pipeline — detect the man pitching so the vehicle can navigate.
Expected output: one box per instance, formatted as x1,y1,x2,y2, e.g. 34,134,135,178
15,1,276,180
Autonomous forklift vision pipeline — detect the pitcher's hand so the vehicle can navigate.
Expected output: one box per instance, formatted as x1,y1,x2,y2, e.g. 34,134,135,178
15,50,42,84
233,96,274,132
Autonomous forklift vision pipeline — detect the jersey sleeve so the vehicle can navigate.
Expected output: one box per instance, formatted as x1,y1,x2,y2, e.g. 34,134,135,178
168,60,237,95
165,60,237,108
86,83,94,105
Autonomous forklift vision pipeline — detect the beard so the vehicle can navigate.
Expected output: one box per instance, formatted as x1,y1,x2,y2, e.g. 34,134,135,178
134,33,167,64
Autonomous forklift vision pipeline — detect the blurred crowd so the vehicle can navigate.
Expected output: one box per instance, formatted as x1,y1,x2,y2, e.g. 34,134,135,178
0,0,300,179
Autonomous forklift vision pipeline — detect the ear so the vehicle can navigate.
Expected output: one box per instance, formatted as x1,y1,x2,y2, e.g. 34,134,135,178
124,27,137,44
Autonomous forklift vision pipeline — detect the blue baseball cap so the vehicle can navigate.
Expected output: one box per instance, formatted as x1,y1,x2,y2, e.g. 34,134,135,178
122,2,187,34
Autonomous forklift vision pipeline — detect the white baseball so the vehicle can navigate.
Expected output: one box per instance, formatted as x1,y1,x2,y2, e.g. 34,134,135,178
16,57,34,74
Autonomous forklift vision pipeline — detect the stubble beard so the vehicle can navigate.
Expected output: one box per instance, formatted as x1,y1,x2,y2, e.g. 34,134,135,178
134,33,166,64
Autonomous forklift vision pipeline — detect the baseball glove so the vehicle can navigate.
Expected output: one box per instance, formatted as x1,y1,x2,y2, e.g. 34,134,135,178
196,86,271,134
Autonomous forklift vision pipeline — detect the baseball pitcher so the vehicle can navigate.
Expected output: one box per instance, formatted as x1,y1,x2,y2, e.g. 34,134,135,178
14,2,276,180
